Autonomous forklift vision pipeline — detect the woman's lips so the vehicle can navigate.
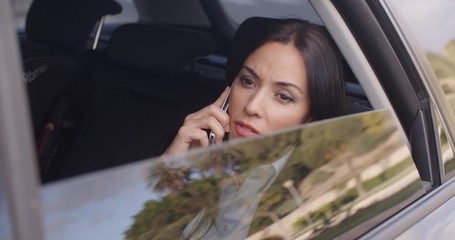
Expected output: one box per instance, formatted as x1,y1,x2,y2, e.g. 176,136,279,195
234,121,260,138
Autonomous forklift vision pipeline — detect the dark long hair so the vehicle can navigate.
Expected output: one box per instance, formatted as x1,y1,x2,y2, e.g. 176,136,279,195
226,17,346,121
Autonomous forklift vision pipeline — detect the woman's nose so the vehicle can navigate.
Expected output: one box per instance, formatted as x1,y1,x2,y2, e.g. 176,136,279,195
244,91,265,117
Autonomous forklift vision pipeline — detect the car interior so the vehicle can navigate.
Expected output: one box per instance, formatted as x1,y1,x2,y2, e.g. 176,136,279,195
17,0,373,183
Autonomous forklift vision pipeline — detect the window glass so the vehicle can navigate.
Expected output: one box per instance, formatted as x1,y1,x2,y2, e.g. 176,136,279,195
219,0,322,25
104,0,138,24
41,110,425,239
387,0,455,180
13,0,138,29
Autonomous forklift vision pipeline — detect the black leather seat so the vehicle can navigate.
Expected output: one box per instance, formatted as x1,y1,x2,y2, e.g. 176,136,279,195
20,0,122,181
48,23,226,181
22,0,122,131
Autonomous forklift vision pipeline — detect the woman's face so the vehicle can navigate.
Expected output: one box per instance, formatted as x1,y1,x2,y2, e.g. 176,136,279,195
228,41,311,140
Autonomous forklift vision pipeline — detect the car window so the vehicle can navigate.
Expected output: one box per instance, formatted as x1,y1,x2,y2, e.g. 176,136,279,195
13,0,138,29
104,0,138,24
41,109,425,239
385,0,455,181
219,0,323,25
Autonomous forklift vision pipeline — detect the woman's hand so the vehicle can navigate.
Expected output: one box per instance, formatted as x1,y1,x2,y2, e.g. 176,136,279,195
164,87,231,155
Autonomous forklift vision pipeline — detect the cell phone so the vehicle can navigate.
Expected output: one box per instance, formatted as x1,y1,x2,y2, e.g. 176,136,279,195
208,87,231,145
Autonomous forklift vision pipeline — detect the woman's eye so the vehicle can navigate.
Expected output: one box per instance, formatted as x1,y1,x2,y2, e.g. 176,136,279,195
277,93,294,103
240,76,255,88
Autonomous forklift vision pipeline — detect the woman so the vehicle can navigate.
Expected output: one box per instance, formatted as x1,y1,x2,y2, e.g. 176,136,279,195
165,17,346,155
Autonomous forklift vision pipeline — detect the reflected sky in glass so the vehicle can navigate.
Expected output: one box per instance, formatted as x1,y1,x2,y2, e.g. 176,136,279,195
42,161,158,240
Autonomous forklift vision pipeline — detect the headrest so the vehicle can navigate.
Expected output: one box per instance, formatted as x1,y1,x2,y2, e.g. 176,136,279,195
106,23,216,75
226,17,279,85
25,0,122,53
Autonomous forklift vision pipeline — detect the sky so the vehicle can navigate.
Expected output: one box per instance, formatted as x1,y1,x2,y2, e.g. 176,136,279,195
391,0,455,52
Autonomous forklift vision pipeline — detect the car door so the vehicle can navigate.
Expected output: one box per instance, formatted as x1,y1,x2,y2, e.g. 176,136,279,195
310,0,455,238
1,0,453,239
0,0,43,240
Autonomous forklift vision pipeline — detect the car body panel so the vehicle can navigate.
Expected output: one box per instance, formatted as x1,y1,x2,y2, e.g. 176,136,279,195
397,190,455,239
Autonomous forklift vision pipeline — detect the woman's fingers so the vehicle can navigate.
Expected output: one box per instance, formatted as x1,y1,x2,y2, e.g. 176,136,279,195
186,116,226,143
207,105,230,132
179,125,210,147
164,87,231,155
165,114,227,155
185,88,231,131
186,106,230,131
164,127,207,155
205,116,227,144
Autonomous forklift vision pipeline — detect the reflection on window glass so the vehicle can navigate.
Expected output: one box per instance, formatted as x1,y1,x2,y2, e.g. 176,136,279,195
219,0,322,25
42,110,425,239
389,0,455,181
128,110,424,239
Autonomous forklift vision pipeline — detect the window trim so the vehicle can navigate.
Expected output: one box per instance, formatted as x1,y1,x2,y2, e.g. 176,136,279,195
380,0,455,183
324,0,442,187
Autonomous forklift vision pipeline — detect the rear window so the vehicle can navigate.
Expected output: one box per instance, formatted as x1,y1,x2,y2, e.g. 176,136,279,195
13,0,138,29
219,0,323,24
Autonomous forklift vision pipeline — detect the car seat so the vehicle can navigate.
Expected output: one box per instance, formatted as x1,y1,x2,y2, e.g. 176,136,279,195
20,0,122,181
47,23,226,181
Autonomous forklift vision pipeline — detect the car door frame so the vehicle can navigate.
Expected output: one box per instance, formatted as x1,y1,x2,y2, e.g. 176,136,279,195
311,0,455,238
0,0,44,239
315,0,442,188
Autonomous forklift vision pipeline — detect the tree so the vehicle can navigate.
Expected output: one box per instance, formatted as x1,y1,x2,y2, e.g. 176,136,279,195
147,162,191,194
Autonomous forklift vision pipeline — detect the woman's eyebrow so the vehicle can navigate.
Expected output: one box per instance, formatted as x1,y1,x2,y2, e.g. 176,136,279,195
241,65,304,94
275,82,304,94
241,66,260,79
